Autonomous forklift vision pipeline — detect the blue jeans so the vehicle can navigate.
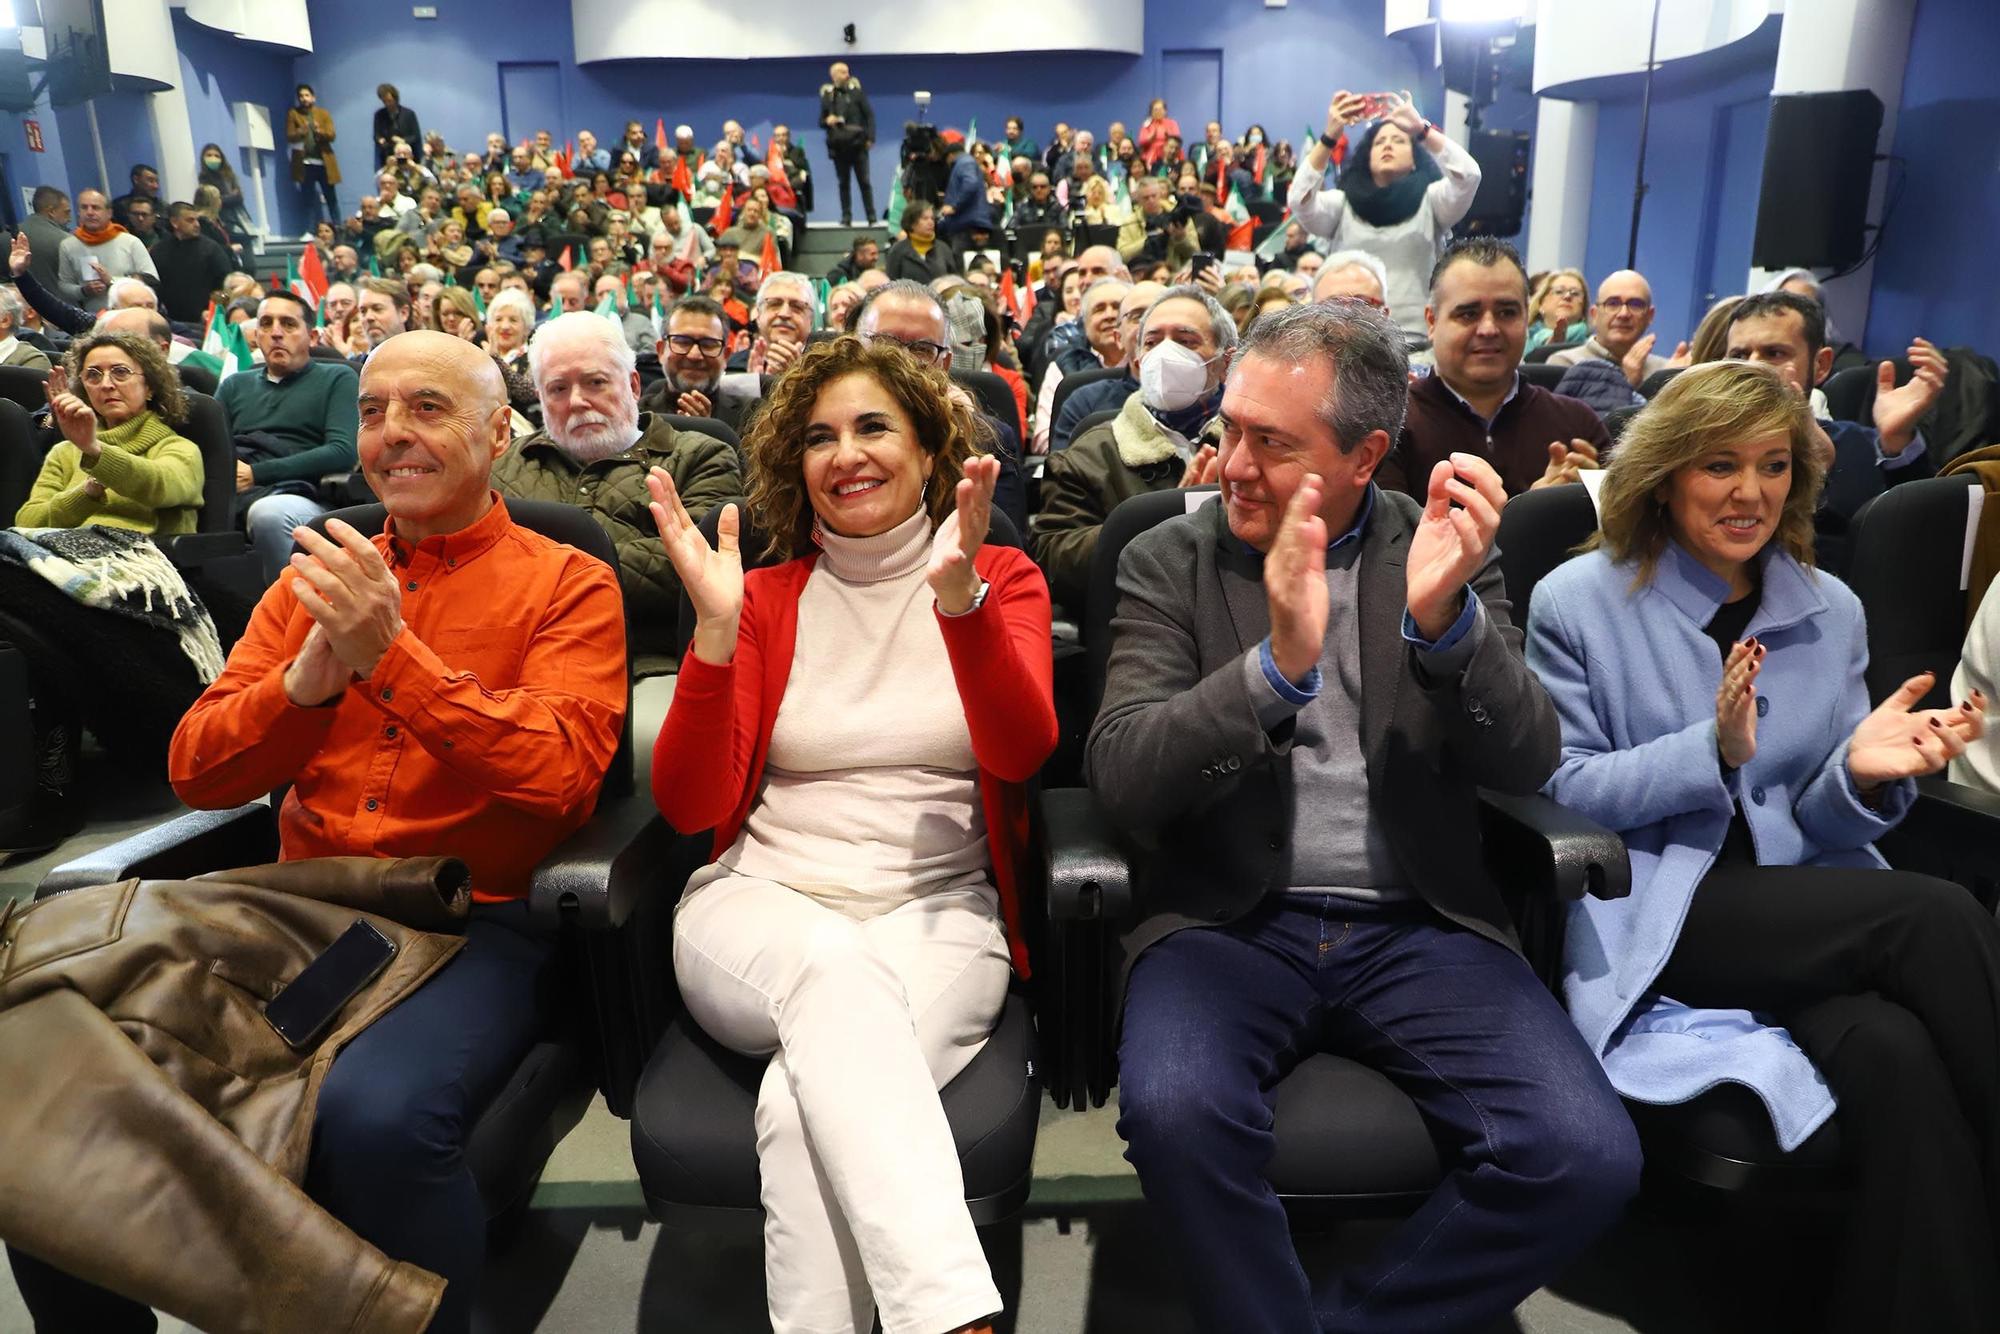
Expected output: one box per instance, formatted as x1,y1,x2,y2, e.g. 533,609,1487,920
8,906,552,1334
242,488,329,585
1116,895,1640,1334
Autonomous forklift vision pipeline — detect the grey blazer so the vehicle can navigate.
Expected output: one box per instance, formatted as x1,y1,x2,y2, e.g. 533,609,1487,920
1085,489,1560,990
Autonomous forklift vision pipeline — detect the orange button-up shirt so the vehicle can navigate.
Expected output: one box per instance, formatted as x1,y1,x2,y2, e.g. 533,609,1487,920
170,496,627,902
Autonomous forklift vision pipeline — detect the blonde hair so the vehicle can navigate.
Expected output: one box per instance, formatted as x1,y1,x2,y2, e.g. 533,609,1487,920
1687,294,1747,365
1587,360,1824,585
1527,267,1586,326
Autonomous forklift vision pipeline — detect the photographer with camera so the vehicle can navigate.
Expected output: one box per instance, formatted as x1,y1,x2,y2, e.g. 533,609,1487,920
819,61,876,226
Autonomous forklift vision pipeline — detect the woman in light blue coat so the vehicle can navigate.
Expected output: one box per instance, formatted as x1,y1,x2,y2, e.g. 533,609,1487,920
1525,361,1998,1334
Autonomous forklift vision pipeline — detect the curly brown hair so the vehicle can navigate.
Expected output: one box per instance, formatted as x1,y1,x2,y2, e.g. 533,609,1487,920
1585,360,1824,585
63,329,187,427
744,336,982,562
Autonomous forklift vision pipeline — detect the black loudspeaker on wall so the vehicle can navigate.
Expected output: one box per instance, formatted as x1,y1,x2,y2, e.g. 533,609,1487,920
1460,130,1530,238
1752,90,1884,270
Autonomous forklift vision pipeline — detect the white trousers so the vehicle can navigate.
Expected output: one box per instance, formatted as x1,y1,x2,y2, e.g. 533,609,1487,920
673,870,1011,1334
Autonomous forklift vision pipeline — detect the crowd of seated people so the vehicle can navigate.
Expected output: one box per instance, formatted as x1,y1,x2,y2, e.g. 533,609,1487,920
5,70,2000,1334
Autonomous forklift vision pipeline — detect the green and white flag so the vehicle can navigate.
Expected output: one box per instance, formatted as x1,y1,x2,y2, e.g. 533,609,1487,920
593,291,621,322
197,306,253,380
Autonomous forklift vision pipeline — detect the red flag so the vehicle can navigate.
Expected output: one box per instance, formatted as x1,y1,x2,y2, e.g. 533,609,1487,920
710,187,733,235
671,154,693,200
1227,215,1255,252
295,245,329,307
765,145,798,211
997,265,1020,323
558,245,574,272
655,117,668,158
759,230,781,279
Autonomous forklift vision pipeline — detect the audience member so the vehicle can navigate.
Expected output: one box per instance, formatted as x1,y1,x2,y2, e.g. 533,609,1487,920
372,84,421,168
1310,248,1391,311
491,311,741,657
57,189,157,313
1527,359,1996,1334
820,60,877,225
826,234,880,285
1762,266,1867,372
825,268,888,334
1546,270,1686,387
590,272,657,357
121,197,163,250
286,83,341,230
650,334,1054,1334
548,269,591,317
1012,172,1068,239
1525,268,1587,354
1033,284,1232,609
1686,293,1746,367
730,270,816,382
482,286,540,425
1384,238,1609,498
15,333,200,533
883,202,954,285
148,202,235,324
1047,280,1162,453
220,290,361,581
20,186,72,294
1289,91,1481,335
1090,298,1638,1333
1955,570,2000,794
643,294,756,432
108,164,161,231
938,134,995,248
354,275,412,353
0,285,51,370
1723,290,1944,570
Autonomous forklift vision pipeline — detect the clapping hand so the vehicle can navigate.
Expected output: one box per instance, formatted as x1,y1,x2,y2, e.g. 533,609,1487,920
1620,333,1659,389
1265,474,1329,682
1178,444,1219,489
1846,674,1986,790
647,467,742,665
675,388,714,417
1716,639,1762,768
286,520,407,678
44,368,99,458
1405,454,1504,641
283,623,355,708
1531,437,1600,490
8,232,29,278
1872,338,1949,456
929,455,999,614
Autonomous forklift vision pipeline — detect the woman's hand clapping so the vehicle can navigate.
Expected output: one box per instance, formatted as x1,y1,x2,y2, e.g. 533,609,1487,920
648,467,743,665
1846,674,1986,791
1716,638,1762,769
928,455,999,615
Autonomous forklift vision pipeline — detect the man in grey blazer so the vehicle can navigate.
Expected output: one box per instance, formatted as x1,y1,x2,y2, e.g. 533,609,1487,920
1088,300,1638,1333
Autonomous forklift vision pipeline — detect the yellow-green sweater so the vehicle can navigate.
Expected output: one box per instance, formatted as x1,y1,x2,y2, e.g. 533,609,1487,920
14,410,204,535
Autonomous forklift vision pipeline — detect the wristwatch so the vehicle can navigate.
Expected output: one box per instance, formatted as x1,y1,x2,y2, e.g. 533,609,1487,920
1319,133,1342,152
1414,119,1435,140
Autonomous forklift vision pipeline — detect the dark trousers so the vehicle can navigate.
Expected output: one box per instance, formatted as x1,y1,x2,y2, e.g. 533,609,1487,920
830,145,874,222
297,164,339,227
1655,864,2000,1334
8,906,552,1334
1116,895,1640,1334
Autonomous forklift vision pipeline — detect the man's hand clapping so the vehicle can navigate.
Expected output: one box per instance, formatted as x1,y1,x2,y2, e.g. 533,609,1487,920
1265,474,1330,683
1406,453,1505,642
1531,438,1599,490
286,520,407,679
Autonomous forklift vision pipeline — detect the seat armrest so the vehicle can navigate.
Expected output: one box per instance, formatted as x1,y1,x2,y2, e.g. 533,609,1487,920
1037,786,1134,922
527,795,687,931
1878,776,2000,910
37,803,277,898
1912,774,2000,825
1477,790,1630,902
162,531,249,568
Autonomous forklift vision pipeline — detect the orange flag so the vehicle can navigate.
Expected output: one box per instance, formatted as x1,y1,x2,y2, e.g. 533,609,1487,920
710,187,733,234
654,117,668,159
759,230,781,279
558,245,573,272
671,154,693,199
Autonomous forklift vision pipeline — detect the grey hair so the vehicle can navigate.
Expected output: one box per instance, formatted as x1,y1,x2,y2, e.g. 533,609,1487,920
1139,284,1238,356
1316,250,1390,303
854,278,945,336
106,277,154,310
0,285,23,327
485,287,537,329
407,262,443,285
526,308,636,387
756,270,816,312
1236,300,1410,453
1081,276,1131,313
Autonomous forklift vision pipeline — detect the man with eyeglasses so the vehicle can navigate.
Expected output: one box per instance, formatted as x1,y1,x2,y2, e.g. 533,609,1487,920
725,270,815,379
494,310,741,657
1049,280,1162,453
853,278,1026,534
642,294,756,435
1546,268,1689,389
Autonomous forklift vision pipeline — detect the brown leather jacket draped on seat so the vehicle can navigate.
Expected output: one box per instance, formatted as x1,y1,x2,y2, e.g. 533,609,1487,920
0,856,479,1334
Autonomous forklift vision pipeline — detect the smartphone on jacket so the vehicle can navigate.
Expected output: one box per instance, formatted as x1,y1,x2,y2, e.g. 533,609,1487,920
264,919,399,1050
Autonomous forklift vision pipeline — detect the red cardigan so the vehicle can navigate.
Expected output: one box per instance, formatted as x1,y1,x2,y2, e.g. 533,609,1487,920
653,543,1058,975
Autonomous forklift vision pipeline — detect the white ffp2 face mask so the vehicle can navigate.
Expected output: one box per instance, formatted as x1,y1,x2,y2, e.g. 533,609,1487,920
1139,340,1216,413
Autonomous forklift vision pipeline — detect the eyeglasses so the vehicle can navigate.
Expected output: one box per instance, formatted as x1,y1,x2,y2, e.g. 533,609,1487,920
665,334,725,356
1546,286,1586,301
1598,297,1652,312
82,364,139,385
865,332,951,365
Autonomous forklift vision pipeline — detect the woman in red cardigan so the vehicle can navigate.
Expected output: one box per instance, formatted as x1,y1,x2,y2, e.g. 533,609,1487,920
1137,97,1180,170
647,337,1056,1334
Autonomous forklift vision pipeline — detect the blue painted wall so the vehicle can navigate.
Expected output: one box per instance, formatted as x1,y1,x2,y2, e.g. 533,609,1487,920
285,0,1443,230
1864,0,2000,356
173,11,300,236
1581,56,1775,347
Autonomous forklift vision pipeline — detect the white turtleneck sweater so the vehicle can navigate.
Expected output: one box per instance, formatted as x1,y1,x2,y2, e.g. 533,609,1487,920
716,508,992,913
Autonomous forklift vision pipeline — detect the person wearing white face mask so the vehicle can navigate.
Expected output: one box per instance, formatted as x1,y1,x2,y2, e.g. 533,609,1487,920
1031,284,1236,610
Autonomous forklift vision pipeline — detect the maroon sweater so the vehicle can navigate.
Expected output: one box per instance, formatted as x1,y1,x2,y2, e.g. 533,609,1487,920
1382,371,1611,499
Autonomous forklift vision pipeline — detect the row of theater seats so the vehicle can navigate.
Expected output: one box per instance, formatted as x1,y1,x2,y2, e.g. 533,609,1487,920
33,463,2000,1296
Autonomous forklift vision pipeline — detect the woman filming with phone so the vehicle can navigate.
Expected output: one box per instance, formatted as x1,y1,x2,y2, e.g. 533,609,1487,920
1287,89,1482,336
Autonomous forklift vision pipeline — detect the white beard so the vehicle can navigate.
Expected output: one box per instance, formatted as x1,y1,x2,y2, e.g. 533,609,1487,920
552,407,640,464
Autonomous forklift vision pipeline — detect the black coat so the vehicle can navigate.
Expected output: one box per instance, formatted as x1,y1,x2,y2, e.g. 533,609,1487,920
148,233,235,324
373,104,421,166
883,237,953,285
819,79,875,151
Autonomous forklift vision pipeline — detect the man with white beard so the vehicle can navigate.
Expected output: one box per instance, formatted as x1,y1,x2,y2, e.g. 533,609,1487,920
491,311,743,656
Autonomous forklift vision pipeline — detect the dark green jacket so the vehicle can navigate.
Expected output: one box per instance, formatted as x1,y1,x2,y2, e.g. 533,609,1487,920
490,413,742,655
1030,392,1218,613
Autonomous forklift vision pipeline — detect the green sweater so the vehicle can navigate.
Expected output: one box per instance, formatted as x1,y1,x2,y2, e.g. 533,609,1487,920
15,410,204,534
217,359,359,486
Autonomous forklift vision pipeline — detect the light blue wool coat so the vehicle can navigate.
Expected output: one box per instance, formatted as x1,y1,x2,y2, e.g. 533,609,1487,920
1525,541,1915,1150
